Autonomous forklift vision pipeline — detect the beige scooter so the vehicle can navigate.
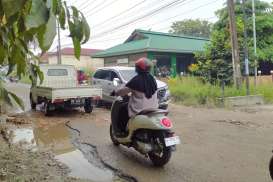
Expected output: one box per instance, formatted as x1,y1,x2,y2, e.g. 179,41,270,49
269,152,273,180
110,79,180,166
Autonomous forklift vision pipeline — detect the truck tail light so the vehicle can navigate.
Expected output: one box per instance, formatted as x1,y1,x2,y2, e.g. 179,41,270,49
53,99,64,103
93,96,101,100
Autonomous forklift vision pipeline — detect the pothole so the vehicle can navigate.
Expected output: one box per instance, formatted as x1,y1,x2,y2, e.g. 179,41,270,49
9,122,135,182
65,121,138,182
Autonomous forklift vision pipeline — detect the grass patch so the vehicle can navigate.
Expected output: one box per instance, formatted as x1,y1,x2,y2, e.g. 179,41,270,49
168,77,273,106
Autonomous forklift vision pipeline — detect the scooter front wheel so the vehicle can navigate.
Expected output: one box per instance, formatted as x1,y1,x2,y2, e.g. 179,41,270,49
269,156,273,180
110,124,120,146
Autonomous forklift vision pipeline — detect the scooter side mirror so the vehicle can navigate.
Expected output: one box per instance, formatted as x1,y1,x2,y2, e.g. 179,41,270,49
113,78,121,87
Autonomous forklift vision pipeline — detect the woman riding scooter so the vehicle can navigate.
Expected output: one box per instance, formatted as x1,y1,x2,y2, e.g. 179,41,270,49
110,57,180,166
111,57,158,132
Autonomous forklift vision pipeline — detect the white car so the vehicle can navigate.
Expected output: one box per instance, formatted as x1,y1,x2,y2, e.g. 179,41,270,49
92,66,170,109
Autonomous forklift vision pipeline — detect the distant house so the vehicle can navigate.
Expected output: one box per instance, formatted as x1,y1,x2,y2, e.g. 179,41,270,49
40,48,104,71
92,29,209,77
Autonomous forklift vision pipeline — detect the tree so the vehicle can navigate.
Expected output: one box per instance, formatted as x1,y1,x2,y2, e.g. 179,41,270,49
0,0,90,112
195,0,273,84
169,19,212,38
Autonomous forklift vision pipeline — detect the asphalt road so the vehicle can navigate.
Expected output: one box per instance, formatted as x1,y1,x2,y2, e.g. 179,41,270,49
7,83,273,182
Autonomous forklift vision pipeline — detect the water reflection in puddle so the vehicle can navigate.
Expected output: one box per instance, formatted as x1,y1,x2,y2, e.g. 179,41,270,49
56,149,113,181
12,124,114,181
12,128,37,150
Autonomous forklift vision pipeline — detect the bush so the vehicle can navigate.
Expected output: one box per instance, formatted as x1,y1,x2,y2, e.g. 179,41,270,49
168,77,273,106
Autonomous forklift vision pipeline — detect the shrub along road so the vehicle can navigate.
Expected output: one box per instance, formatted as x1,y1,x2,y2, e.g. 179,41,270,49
7,83,273,182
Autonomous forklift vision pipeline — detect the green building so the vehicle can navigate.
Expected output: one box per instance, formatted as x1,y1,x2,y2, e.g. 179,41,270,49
92,29,209,77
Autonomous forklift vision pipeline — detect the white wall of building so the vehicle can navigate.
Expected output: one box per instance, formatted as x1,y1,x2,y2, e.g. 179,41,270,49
47,55,104,71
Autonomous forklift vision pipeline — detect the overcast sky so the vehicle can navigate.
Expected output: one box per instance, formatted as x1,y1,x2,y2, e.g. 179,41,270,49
50,0,273,51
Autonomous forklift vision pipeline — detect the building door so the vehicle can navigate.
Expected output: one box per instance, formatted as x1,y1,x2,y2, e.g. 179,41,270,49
176,54,194,75
154,55,171,77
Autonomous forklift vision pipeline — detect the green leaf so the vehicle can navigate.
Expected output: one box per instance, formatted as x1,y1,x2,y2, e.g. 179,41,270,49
59,5,66,29
71,6,79,19
8,91,24,110
17,16,26,34
2,0,25,18
72,37,81,60
0,1,3,18
30,64,44,85
37,11,57,51
0,45,5,64
2,88,12,107
81,13,90,44
64,1,70,21
12,44,26,77
51,0,59,15
25,0,49,30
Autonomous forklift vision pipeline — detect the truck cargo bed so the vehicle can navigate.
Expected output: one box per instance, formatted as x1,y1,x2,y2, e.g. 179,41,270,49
32,86,102,101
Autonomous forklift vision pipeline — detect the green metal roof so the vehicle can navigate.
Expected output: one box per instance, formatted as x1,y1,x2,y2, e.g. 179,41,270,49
92,29,209,58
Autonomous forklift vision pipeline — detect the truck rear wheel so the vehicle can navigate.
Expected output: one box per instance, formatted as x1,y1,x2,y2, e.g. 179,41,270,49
44,101,53,116
30,93,36,110
84,98,93,113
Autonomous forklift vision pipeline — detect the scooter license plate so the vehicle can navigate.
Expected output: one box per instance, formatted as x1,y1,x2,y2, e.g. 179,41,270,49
164,136,180,147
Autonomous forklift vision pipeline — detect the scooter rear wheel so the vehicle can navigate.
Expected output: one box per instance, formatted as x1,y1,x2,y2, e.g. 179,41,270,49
110,125,120,146
269,157,273,180
148,132,172,167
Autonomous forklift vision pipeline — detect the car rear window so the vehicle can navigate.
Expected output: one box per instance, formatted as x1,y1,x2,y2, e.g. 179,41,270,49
93,70,111,80
119,70,137,81
47,69,68,76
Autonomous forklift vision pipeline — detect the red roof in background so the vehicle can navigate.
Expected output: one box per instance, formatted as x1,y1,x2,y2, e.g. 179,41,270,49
60,47,102,56
40,47,103,60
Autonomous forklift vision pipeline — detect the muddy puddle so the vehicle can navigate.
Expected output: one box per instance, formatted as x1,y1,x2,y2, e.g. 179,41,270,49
10,123,116,182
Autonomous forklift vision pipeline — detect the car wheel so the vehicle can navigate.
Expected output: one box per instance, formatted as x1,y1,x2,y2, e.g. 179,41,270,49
30,93,36,110
84,98,93,113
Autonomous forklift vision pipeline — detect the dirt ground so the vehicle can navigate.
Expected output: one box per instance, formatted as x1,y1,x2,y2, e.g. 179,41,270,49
0,124,90,182
4,83,273,182
66,105,273,182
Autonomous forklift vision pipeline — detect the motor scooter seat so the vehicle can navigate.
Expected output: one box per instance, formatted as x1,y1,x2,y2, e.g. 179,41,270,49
137,109,169,116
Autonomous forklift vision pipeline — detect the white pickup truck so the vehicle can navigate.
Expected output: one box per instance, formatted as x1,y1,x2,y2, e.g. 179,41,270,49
30,65,102,116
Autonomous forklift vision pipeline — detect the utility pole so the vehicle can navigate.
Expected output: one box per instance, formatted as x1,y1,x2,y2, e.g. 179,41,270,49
242,0,250,95
227,0,242,89
57,20,62,64
252,0,257,87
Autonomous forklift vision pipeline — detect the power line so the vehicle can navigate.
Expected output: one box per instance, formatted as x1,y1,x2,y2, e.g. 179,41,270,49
155,15,217,32
82,0,108,15
56,0,188,45
92,0,148,28
91,0,168,30
54,0,221,49
90,0,188,39
85,0,121,18
76,0,93,10
58,0,184,42
147,0,220,30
